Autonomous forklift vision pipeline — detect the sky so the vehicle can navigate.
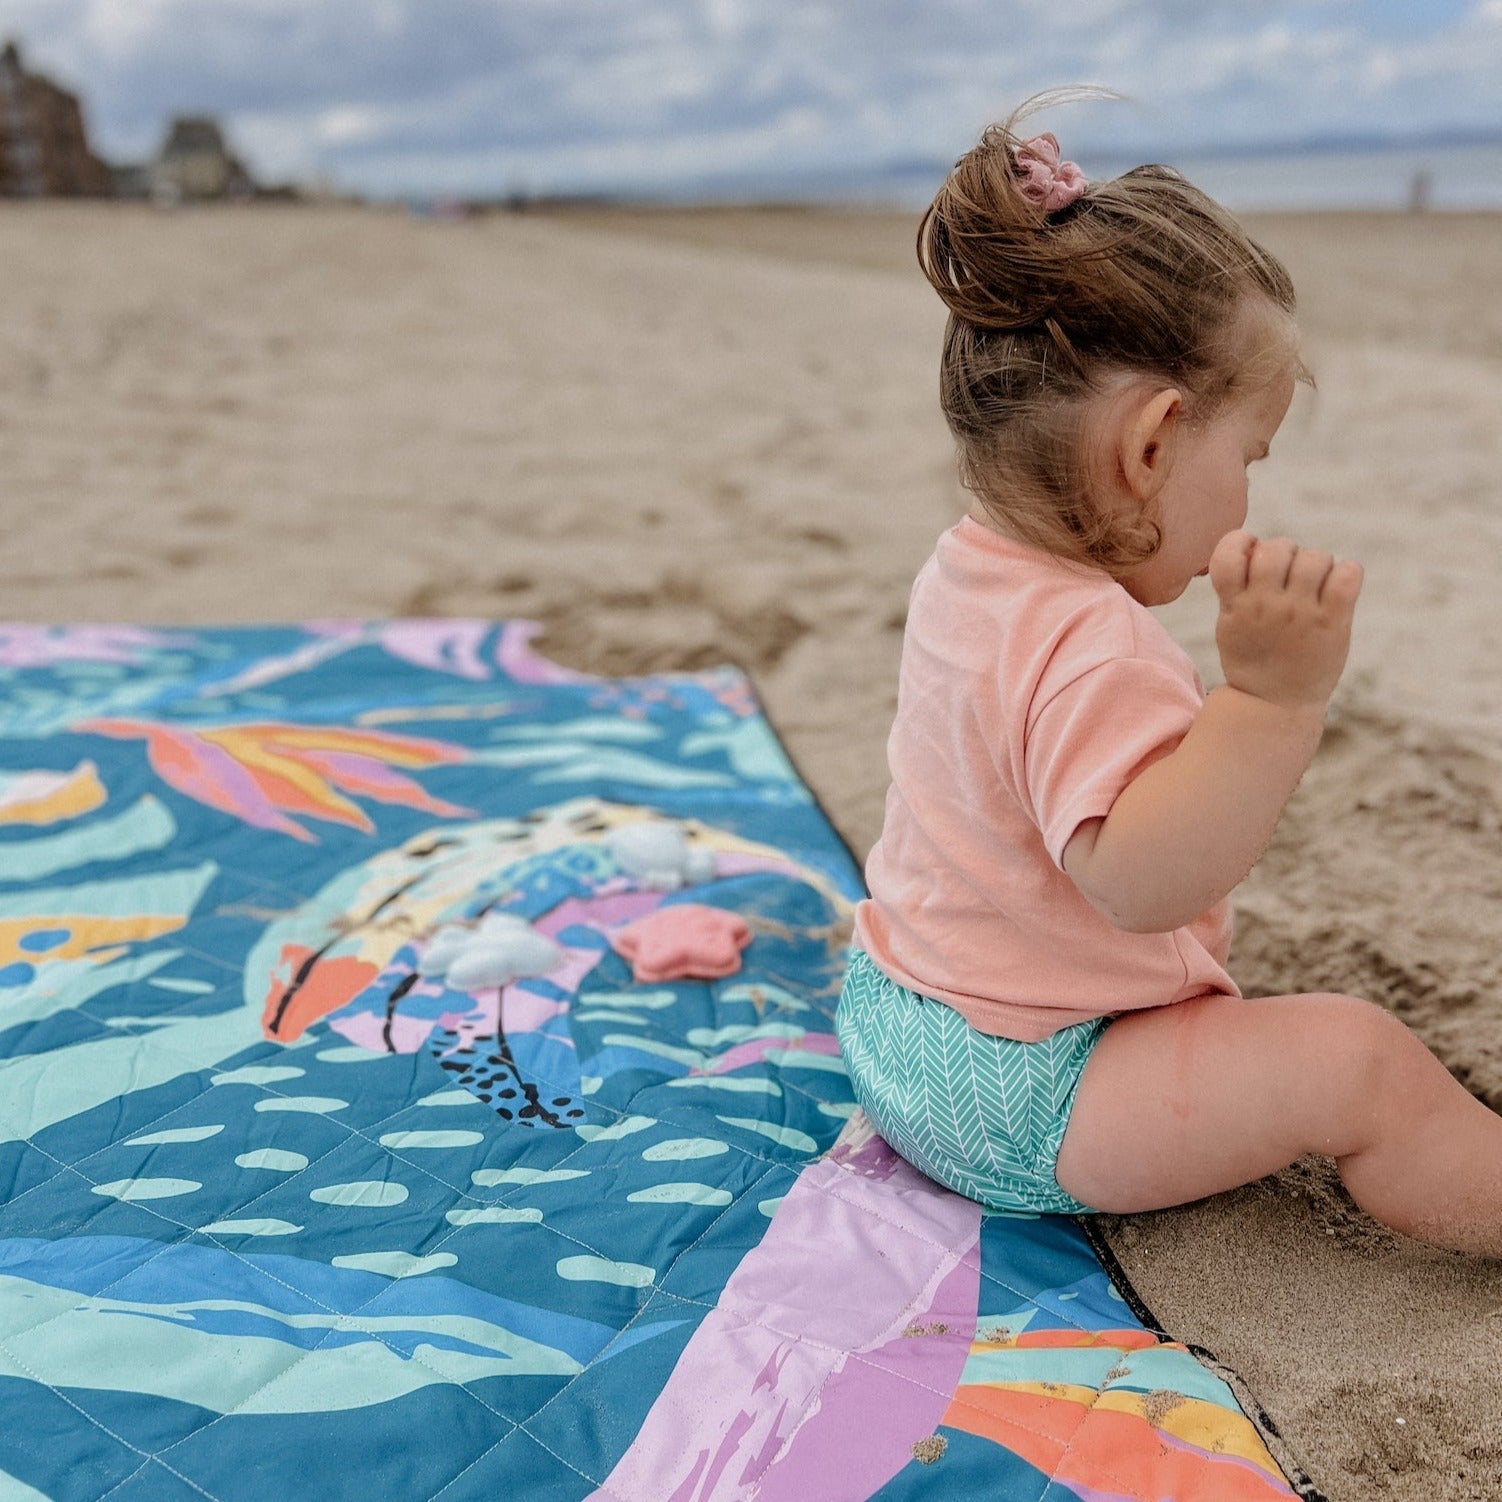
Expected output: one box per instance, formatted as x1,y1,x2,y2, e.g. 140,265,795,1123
1,0,1500,199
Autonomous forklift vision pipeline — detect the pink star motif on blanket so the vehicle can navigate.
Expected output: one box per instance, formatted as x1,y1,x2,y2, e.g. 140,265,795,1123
612,903,753,983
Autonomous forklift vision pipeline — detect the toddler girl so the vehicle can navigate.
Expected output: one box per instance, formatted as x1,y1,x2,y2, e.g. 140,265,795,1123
837,102,1502,1258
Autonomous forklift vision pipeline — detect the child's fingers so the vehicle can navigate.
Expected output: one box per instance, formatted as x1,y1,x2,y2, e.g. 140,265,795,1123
1247,536,1298,589
1287,547,1335,599
1209,529,1256,600
1320,558,1364,611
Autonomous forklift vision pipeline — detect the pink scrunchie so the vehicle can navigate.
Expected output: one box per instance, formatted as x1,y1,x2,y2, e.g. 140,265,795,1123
1014,133,1087,213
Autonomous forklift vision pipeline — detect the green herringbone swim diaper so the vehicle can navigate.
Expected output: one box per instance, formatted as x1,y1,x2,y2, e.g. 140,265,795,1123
836,946,1113,1216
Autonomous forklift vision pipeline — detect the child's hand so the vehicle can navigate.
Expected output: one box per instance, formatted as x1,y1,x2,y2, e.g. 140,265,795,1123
1209,530,1363,711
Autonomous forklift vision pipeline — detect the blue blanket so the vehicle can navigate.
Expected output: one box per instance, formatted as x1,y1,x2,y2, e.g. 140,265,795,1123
0,620,1321,1501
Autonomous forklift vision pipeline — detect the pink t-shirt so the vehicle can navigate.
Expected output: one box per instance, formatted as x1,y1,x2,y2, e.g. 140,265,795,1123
854,514,1240,1041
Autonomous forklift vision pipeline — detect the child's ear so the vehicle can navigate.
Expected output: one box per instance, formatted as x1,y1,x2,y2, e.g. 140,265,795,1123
1119,387,1182,503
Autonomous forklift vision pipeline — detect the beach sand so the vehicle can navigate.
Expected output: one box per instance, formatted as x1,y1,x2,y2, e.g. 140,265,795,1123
4,199,1502,1498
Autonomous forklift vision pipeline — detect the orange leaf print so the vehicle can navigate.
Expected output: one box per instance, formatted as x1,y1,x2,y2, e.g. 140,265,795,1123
80,718,470,841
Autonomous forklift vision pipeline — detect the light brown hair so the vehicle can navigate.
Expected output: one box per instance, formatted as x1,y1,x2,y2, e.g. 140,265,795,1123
918,92,1308,574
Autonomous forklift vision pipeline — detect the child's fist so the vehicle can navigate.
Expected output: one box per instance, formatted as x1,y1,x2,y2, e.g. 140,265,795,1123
1208,530,1363,712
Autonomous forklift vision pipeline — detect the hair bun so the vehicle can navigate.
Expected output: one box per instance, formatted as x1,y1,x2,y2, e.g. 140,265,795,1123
917,120,1091,332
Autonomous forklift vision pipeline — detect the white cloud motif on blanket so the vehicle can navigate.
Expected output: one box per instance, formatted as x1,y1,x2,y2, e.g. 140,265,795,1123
244,796,854,1125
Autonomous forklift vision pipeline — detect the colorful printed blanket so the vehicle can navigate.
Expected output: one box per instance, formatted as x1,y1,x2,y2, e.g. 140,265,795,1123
0,621,1323,1502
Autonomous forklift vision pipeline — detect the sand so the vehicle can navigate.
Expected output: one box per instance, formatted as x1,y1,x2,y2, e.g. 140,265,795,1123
4,198,1502,1498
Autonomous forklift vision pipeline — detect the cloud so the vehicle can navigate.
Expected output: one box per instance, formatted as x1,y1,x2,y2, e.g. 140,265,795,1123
0,0,1497,195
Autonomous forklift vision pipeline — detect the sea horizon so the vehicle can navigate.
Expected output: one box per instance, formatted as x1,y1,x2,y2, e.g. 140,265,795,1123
414,135,1502,216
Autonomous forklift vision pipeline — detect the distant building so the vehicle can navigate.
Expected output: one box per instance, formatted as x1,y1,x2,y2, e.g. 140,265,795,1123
0,38,112,197
152,115,255,203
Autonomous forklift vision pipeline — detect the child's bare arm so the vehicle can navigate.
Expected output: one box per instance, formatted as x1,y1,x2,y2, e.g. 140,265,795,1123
1063,530,1364,934
1063,687,1324,931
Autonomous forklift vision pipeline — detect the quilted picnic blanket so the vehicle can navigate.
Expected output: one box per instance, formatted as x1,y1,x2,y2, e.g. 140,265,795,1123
0,620,1324,1502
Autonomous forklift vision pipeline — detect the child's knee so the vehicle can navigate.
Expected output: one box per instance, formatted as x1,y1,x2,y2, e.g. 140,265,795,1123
1309,993,1426,1155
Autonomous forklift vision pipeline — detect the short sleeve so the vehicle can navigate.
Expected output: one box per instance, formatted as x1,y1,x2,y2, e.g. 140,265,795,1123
1024,656,1202,871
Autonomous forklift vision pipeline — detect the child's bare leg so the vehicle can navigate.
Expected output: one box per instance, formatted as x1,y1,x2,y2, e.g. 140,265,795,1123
1054,991,1502,1257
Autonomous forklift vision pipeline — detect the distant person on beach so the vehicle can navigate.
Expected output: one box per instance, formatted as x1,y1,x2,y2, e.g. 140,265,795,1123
837,94,1502,1256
